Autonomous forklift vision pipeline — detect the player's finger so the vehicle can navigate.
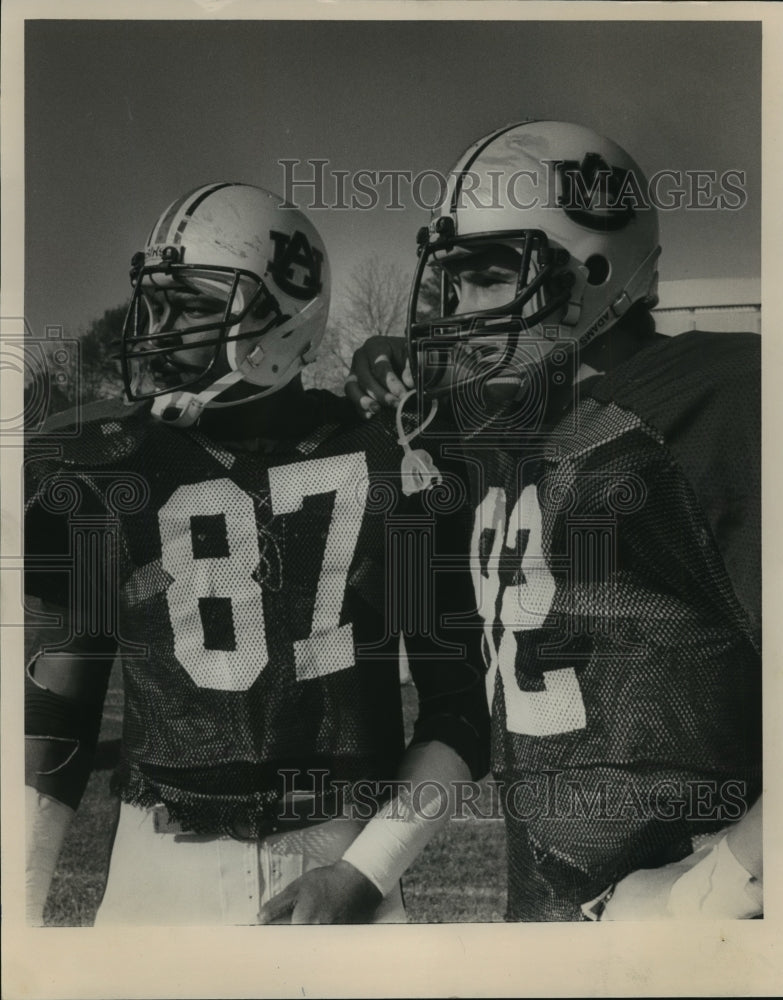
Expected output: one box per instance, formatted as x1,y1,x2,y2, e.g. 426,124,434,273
371,354,406,402
401,359,414,389
370,338,411,400
344,374,381,419
351,350,390,405
345,348,386,410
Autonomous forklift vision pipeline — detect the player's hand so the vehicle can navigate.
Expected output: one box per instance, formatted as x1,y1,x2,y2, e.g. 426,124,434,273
257,860,383,924
345,336,412,418
600,849,713,920
603,833,764,921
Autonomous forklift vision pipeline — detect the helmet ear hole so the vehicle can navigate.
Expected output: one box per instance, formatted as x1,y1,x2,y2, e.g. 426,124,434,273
585,255,610,285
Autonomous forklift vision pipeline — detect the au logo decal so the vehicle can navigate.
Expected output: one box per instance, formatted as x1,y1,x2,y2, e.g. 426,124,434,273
268,229,324,300
556,153,639,232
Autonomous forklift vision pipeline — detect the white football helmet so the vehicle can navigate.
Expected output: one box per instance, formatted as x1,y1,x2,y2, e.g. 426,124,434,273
407,120,661,400
121,182,330,425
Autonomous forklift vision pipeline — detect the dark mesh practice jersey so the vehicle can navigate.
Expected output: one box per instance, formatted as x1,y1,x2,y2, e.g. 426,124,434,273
453,331,761,920
25,390,487,836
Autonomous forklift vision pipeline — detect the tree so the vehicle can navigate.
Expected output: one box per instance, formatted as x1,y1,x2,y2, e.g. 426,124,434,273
77,304,128,402
342,255,410,342
23,304,126,427
304,255,411,394
24,364,74,429
302,321,360,393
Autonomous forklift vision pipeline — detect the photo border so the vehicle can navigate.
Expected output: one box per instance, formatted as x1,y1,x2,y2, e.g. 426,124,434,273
2,3,780,997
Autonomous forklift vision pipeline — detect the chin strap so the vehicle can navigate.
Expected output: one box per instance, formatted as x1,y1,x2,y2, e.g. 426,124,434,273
150,369,246,426
149,350,307,428
147,295,326,428
396,389,442,496
580,245,661,352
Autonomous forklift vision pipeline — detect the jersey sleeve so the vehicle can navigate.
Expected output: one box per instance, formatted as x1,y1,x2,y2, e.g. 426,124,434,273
588,331,760,646
25,458,77,610
24,452,118,616
662,334,760,643
399,450,491,781
24,400,147,609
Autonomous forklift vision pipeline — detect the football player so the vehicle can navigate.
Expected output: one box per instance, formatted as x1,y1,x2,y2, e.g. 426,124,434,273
24,183,488,925
344,121,762,920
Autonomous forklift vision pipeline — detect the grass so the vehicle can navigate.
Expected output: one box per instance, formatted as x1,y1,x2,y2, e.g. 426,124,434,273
42,669,507,925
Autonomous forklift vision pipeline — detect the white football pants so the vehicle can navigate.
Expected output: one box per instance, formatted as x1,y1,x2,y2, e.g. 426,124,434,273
95,802,406,925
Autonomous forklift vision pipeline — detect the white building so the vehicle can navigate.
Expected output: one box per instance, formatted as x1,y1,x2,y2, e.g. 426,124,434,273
654,278,761,336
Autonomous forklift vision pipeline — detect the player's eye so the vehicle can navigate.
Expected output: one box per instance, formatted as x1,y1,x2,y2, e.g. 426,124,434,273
462,268,516,288
173,296,227,322
181,305,221,320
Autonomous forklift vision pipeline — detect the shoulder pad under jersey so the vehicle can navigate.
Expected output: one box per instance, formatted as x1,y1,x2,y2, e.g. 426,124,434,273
27,397,153,468
590,330,760,413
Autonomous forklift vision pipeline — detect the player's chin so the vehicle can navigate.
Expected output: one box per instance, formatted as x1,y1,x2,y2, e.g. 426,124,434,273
148,361,207,392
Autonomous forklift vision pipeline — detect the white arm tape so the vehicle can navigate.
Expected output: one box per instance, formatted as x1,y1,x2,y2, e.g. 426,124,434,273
667,834,763,919
26,785,74,926
341,780,451,899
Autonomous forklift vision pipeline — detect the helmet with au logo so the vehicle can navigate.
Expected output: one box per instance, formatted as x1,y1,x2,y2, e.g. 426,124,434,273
408,120,660,401
121,182,330,425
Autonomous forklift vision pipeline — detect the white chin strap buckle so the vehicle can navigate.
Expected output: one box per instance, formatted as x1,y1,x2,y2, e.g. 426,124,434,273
148,368,248,426
151,392,205,427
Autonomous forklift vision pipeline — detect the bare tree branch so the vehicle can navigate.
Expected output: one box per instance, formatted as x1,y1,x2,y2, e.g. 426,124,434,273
306,255,411,394
342,255,409,341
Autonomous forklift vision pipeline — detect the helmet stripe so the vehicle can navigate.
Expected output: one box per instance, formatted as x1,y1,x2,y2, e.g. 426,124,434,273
172,182,237,244
153,187,208,244
153,182,235,245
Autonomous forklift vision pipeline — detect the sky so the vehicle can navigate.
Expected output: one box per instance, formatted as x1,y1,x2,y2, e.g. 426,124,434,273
22,15,760,338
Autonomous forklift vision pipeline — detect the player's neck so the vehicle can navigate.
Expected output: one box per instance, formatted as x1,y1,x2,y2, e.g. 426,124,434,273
196,377,313,447
580,311,661,374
